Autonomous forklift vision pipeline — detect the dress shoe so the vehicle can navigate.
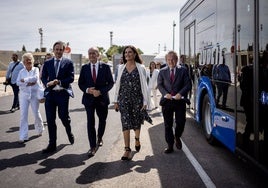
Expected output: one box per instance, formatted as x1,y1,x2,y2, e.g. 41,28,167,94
68,133,74,145
164,147,174,154
42,145,56,154
10,108,16,113
175,138,182,150
88,148,97,158
97,139,103,147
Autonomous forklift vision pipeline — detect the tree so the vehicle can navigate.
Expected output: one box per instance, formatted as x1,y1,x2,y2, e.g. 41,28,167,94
105,45,143,60
22,45,26,52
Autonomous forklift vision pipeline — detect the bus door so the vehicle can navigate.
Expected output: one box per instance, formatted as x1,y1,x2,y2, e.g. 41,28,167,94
236,0,268,168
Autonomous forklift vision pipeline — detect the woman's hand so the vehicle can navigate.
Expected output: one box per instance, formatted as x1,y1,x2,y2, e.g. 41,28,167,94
114,102,119,112
141,105,147,111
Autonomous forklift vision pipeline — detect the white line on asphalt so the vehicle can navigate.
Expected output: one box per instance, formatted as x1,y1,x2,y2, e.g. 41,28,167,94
158,108,216,187
182,138,216,188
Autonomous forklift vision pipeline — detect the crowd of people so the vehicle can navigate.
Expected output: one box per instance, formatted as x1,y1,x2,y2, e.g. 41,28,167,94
4,42,192,160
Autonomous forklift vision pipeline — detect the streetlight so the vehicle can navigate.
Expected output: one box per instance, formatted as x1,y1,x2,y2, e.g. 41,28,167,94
110,31,113,47
173,21,176,50
237,24,241,51
38,28,43,51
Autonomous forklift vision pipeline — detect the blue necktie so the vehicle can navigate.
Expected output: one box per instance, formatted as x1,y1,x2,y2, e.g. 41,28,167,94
55,59,60,72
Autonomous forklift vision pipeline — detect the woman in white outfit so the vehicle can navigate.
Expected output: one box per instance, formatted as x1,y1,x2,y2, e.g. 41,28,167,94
147,61,159,110
16,53,44,143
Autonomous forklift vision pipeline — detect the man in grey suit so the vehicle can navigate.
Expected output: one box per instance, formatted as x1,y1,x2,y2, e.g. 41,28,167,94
157,51,192,153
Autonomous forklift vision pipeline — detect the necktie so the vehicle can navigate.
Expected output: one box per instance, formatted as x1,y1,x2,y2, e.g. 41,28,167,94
92,64,96,83
55,59,60,72
170,69,175,96
170,69,175,83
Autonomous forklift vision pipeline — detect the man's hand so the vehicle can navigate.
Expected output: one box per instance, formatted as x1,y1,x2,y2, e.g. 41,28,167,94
92,90,101,97
47,79,59,87
174,93,182,100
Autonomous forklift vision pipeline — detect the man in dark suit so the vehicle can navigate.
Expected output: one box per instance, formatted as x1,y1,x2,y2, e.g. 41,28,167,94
157,51,192,153
41,41,75,153
78,47,114,158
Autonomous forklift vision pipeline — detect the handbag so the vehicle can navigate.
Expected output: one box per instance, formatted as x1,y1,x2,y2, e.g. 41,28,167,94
5,62,20,85
4,77,11,85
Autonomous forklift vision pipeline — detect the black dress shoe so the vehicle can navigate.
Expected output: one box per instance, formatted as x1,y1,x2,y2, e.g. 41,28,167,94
88,148,97,158
97,139,103,147
175,138,182,150
68,133,74,145
42,145,56,154
164,147,174,154
10,108,16,113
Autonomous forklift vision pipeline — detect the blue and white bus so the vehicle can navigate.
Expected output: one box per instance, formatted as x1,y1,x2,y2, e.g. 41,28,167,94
180,0,268,172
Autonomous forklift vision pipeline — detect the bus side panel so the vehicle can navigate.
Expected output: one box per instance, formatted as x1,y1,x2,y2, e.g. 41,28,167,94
213,110,236,152
195,76,216,122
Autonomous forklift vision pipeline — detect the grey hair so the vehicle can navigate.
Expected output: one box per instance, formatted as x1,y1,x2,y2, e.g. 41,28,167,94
22,52,34,64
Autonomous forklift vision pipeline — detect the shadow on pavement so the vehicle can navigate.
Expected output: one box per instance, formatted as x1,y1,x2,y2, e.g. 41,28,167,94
36,153,88,174
0,144,68,171
76,155,154,184
0,134,41,151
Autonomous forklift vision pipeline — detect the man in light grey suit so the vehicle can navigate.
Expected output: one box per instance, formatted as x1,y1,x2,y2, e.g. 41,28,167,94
157,51,192,154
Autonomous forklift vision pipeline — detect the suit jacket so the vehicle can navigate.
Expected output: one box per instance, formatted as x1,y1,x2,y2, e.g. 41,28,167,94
78,62,114,106
157,66,192,104
41,57,74,97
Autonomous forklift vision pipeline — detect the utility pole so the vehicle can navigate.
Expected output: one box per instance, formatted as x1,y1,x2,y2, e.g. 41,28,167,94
110,31,113,47
172,21,176,51
38,28,43,51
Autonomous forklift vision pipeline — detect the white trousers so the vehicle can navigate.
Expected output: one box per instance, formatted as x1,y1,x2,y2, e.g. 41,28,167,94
19,92,44,140
148,88,159,110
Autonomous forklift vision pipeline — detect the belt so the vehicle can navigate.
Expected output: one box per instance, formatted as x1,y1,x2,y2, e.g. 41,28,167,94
53,89,64,92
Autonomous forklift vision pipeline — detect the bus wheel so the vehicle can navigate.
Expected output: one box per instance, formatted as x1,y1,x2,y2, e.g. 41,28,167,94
202,94,216,144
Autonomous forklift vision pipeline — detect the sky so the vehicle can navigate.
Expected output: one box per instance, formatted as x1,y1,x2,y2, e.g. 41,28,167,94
0,0,187,57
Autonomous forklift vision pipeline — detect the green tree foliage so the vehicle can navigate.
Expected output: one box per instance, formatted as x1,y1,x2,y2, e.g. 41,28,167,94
105,45,143,60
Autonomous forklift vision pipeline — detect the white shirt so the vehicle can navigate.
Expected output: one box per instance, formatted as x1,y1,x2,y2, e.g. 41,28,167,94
16,67,40,94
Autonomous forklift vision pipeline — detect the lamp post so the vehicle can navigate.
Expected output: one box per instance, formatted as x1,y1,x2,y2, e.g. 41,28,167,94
110,31,113,47
260,24,263,51
237,24,241,51
173,21,176,50
38,28,43,51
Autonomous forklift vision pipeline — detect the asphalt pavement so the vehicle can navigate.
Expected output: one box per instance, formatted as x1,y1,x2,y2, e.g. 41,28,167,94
1,76,267,188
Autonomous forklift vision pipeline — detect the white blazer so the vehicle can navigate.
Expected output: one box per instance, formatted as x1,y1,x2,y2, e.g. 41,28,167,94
147,69,159,89
114,62,149,106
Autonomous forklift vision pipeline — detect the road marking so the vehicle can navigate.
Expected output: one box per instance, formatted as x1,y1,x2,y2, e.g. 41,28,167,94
157,107,216,187
182,139,216,188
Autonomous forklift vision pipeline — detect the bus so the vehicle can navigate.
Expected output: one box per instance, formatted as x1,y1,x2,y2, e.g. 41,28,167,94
180,0,268,172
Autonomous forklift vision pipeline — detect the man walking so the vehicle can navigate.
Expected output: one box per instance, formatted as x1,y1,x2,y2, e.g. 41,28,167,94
41,41,75,153
158,51,192,153
78,47,114,158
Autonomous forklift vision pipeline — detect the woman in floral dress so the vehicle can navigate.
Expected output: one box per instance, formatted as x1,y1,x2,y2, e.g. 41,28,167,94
114,45,149,160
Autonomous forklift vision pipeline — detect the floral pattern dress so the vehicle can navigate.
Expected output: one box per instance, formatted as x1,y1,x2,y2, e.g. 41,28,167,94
118,67,144,131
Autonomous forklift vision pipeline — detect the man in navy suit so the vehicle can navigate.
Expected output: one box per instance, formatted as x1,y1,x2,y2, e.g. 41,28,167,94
78,47,114,158
157,51,192,153
41,41,75,153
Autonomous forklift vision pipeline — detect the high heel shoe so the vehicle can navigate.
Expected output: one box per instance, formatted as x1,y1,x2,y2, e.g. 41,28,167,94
121,147,131,160
135,137,141,152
